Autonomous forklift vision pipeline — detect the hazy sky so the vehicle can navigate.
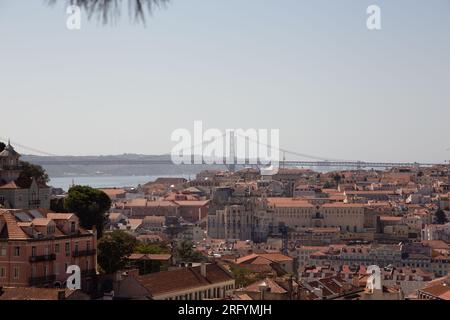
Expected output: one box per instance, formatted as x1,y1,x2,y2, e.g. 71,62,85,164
1,0,450,162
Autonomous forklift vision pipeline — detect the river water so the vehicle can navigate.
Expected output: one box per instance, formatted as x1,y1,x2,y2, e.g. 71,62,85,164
49,175,191,191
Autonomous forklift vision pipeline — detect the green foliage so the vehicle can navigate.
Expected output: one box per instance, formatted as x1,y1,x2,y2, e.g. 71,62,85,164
97,230,137,274
131,242,170,275
50,198,68,213
177,240,206,263
65,185,111,238
435,209,449,225
230,265,257,288
135,242,169,254
323,181,334,189
17,161,50,186
332,173,342,184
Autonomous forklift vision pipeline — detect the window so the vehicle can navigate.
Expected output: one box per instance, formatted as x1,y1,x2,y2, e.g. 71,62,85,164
55,244,60,254
31,246,36,257
14,246,20,257
0,246,6,256
0,267,5,278
74,242,79,253
65,242,70,256
13,267,19,280
47,225,55,234
70,221,76,233
54,262,59,275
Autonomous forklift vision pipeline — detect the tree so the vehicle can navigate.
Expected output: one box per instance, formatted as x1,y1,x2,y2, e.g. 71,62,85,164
65,185,111,238
97,230,137,274
323,181,334,189
131,242,171,275
332,173,342,185
17,161,50,186
230,265,258,288
435,209,449,225
177,240,205,263
50,197,69,213
135,242,169,254
0,142,5,152
48,0,169,24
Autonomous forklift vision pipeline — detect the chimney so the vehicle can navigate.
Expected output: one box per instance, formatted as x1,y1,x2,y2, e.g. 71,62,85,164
57,290,66,301
201,262,207,278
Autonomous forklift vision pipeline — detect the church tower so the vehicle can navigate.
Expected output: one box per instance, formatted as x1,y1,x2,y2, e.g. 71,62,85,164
0,140,22,183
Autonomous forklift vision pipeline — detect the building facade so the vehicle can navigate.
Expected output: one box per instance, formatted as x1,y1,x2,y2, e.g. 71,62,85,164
208,198,365,242
0,142,51,210
0,209,97,291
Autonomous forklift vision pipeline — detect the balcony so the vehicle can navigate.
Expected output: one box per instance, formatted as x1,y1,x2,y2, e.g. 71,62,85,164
29,275,56,286
29,253,56,263
72,249,97,257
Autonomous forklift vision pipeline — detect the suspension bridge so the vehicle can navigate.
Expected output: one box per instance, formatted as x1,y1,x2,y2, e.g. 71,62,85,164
2,135,443,170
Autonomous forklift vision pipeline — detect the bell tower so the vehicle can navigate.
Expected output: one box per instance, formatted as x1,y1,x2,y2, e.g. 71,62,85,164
0,140,22,182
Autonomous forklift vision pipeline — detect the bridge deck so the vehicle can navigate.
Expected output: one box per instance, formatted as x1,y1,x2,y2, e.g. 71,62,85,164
29,159,440,168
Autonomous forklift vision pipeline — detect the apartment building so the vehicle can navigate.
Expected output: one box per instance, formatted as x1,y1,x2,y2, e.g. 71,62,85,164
422,223,450,243
294,242,450,277
0,209,97,291
111,263,235,300
208,199,365,242
267,199,365,233
416,275,450,300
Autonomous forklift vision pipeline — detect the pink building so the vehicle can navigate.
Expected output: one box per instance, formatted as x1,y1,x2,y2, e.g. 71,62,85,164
0,209,97,291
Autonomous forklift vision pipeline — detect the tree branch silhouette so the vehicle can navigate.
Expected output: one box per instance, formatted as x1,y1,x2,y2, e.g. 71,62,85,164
47,0,169,24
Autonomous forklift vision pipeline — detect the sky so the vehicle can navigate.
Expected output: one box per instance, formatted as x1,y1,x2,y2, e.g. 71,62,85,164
0,0,450,163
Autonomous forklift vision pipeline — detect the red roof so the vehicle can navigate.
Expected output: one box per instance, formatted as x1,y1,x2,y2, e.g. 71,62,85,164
136,263,233,297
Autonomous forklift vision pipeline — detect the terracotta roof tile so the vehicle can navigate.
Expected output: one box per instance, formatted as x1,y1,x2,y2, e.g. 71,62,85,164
241,278,287,294
137,263,233,297
47,213,74,220
0,288,79,300
0,210,29,239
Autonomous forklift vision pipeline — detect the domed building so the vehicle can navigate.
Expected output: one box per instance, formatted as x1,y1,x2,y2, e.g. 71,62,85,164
0,141,51,209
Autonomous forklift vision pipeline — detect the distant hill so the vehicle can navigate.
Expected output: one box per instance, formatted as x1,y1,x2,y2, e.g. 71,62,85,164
21,154,226,178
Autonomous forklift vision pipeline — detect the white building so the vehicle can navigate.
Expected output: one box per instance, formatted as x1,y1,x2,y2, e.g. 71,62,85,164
208,198,365,242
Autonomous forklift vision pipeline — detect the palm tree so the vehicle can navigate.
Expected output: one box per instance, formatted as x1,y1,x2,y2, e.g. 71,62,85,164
48,0,169,24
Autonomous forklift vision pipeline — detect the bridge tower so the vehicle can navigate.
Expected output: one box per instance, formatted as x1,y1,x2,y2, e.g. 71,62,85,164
226,130,236,173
